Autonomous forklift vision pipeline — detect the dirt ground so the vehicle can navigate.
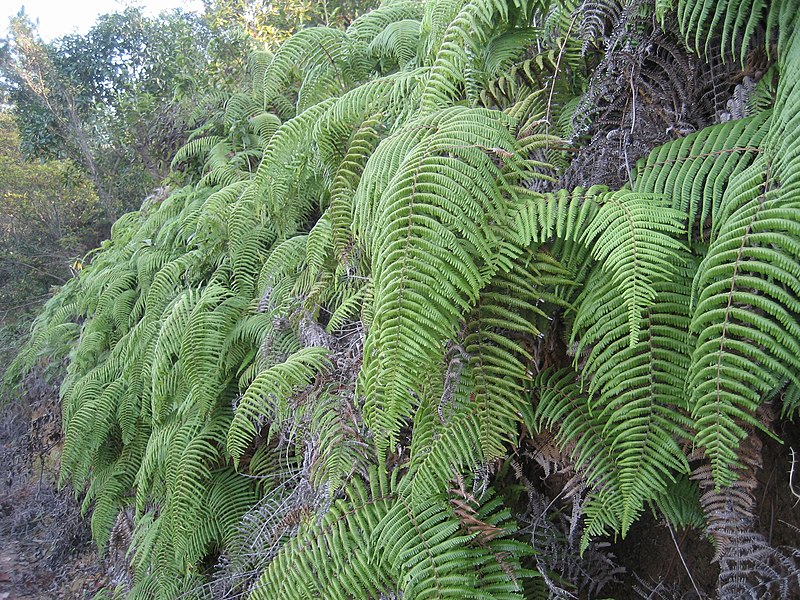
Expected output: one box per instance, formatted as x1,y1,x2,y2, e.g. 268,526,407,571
0,376,104,600
603,421,800,599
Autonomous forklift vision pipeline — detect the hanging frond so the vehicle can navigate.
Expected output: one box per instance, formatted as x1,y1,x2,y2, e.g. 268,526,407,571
359,106,526,454
421,0,513,111
580,189,686,344
250,467,531,599
227,347,331,462
688,160,800,486
675,0,798,62
260,27,370,115
532,368,623,549
347,1,426,44
368,19,422,70
632,111,771,241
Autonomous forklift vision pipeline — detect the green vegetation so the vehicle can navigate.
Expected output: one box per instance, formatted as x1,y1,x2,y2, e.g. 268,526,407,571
205,0,367,45
1,8,249,221
0,113,99,369
6,0,800,597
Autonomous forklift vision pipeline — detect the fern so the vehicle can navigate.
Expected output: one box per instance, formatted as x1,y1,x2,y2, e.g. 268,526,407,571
227,346,331,461
688,163,800,485
251,468,531,599
369,19,422,70
359,106,526,454
532,368,623,549
410,249,571,499
632,111,771,241
580,189,686,344
676,0,800,61
12,1,800,597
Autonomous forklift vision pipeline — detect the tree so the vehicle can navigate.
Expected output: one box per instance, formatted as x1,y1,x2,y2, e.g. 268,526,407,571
10,0,800,598
0,8,248,221
0,111,99,371
203,0,376,47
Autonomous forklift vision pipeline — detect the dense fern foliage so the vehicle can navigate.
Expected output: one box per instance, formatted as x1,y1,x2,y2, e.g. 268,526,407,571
9,0,800,597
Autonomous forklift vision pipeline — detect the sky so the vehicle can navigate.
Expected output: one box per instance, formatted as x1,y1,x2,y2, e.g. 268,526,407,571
3,0,204,41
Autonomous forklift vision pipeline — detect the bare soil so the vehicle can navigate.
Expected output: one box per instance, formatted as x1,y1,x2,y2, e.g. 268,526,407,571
0,376,105,599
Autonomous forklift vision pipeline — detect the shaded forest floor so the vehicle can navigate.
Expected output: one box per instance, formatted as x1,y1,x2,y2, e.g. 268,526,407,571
603,420,800,598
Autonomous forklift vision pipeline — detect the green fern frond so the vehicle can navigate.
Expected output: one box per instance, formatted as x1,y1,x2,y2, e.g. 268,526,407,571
183,468,258,568
573,273,695,533
368,19,422,70
312,75,405,183
359,106,524,454
171,135,225,171
421,0,512,111
228,193,276,299
481,28,539,79
410,249,571,500
226,92,262,131
256,234,308,314
227,347,331,462
249,468,396,599
532,368,622,549
248,50,273,97
633,111,771,241
650,474,705,530
260,27,370,114
581,189,687,345
250,111,281,143
347,1,426,44
249,99,334,236
511,186,604,248
251,467,530,599
514,186,687,345
373,493,519,599
688,170,800,486
181,285,247,418
676,0,797,62
330,116,382,257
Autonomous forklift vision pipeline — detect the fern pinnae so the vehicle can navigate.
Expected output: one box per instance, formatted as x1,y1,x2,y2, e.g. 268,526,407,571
169,409,236,561
688,153,800,485
225,91,263,130
347,1,426,45
361,106,522,454
181,285,246,418
227,346,331,462
351,120,431,250
532,368,624,548
593,282,694,533
408,249,570,503
581,189,687,345
261,27,369,115
171,135,225,172
330,116,383,258
312,75,408,185
420,0,512,112
249,469,397,599
632,111,771,241
249,100,334,237
510,186,604,248
228,193,275,300
369,18,422,71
